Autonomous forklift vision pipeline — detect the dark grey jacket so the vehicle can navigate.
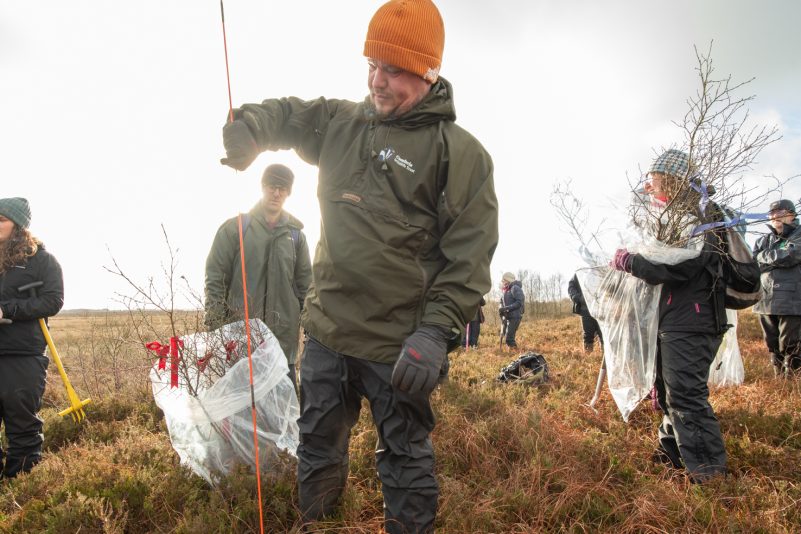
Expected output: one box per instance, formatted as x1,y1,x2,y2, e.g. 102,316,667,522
752,220,801,315
501,281,525,320
0,244,64,356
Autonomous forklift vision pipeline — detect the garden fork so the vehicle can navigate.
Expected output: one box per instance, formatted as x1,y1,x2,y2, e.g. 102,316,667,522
18,281,91,422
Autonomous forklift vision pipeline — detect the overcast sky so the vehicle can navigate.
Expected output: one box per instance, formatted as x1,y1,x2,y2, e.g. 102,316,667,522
2,1,800,310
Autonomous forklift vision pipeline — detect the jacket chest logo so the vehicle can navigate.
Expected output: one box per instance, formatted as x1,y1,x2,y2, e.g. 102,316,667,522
378,146,416,174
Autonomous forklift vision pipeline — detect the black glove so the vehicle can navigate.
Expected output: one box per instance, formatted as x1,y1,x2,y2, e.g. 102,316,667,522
392,324,450,395
221,120,259,171
499,306,509,318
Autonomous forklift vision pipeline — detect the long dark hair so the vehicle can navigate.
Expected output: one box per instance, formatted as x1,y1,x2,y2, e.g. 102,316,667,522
0,225,40,274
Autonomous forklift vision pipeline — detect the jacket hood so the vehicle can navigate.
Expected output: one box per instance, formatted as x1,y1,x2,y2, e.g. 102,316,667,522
250,202,304,230
765,219,799,237
363,77,457,129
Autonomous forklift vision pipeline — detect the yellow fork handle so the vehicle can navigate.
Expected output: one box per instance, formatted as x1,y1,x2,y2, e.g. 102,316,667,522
38,318,91,418
39,318,73,390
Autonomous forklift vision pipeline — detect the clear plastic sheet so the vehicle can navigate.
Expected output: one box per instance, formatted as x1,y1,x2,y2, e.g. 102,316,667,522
577,266,659,422
579,237,743,420
150,319,300,485
577,238,702,422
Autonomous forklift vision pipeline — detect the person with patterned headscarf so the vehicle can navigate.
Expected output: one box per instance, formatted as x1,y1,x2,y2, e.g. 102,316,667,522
611,149,729,483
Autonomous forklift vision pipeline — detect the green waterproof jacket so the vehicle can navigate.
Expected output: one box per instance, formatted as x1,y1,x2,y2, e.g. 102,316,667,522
236,78,499,363
204,204,312,364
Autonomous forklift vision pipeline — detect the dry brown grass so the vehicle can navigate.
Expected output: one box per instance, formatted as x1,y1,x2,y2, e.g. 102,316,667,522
1,310,799,533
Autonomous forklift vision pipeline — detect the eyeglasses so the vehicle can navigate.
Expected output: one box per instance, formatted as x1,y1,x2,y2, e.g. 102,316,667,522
265,185,289,195
367,58,404,78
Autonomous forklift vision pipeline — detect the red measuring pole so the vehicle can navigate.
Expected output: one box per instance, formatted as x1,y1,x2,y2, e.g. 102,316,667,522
220,2,265,532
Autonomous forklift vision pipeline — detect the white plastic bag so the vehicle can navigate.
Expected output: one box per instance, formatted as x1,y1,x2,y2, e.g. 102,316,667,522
150,319,300,485
708,310,744,387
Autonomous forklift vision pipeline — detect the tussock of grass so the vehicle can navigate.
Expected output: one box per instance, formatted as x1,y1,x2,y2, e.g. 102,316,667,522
1,311,799,532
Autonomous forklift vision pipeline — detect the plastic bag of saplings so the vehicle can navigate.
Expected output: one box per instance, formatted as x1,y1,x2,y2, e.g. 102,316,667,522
708,309,744,387
578,236,703,422
150,319,299,485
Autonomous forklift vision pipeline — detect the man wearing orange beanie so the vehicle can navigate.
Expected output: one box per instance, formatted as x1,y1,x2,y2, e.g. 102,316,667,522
221,1,498,531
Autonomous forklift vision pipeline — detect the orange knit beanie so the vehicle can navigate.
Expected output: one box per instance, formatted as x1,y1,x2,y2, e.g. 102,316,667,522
363,0,444,83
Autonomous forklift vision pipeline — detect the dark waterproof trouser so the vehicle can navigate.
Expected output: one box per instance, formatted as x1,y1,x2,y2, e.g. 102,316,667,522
758,314,801,373
580,316,603,352
466,319,481,347
655,332,727,481
505,317,521,347
0,354,49,478
297,337,438,534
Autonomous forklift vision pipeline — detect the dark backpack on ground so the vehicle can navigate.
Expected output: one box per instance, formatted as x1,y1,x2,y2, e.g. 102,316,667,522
497,352,549,384
713,207,761,309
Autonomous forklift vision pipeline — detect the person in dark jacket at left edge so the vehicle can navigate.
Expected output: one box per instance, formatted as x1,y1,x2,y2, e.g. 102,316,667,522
0,197,64,479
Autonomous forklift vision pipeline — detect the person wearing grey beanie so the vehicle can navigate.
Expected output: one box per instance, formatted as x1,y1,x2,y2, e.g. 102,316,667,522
0,197,32,230
0,197,64,479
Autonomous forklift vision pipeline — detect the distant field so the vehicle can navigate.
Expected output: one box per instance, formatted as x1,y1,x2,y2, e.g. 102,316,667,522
1,310,799,533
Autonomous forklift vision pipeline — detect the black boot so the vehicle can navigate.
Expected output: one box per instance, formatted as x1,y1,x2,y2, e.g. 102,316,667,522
2,453,41,479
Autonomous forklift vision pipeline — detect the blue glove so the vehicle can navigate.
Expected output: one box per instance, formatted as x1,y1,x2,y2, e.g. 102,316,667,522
221,119,259,171
392,324,451,395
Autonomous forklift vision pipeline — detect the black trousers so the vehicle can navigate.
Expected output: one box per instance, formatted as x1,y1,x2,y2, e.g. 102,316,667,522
466,319,481,347
758,314,801,372
580,315,603,351
0,354,49,478
505,317,521,347
297,337,438,534
655,332,727,481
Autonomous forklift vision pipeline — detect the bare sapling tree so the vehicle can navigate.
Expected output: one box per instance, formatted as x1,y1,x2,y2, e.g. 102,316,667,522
550,178,608,254
629,43,783,246
105,225,256,398
552,43,792,254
